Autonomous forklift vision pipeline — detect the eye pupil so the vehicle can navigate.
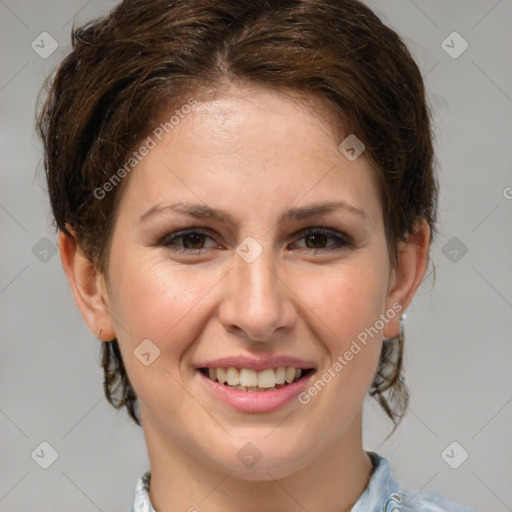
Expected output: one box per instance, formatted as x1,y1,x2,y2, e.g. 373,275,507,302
162,228,348,255
183,233,205,249
305,233,328,249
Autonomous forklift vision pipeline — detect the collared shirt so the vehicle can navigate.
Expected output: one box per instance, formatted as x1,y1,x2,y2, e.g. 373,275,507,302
129,451,476,512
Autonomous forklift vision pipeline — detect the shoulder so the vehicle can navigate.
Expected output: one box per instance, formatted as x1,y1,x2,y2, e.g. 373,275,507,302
130,469,154,512
354,452,477,512
387,488,477,512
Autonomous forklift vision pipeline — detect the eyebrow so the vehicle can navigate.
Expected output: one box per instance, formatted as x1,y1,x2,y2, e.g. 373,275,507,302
139,200,370,226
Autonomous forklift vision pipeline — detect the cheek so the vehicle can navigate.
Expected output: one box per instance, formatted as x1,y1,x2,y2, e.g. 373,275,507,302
107,255,225,364
291,259,388,404
111,257,209,332
106,257,224,414
294,259,389,347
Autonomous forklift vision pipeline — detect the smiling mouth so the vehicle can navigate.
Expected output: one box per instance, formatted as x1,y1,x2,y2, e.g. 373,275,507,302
198,367,315,392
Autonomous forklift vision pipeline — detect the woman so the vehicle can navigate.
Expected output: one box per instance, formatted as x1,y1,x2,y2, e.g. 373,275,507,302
36,0,476,510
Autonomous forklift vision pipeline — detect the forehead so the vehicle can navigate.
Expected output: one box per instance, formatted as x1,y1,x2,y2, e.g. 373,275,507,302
115,84,383,230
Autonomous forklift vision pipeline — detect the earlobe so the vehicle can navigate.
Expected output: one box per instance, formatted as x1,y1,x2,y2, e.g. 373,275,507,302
57,227,116,341
383,220,430,339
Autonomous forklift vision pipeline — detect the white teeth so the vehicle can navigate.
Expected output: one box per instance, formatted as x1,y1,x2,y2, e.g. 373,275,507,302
257,368,276,388
285,367,296,384
204,366,307,389
226,367,239,386
216,367,228,384
239,368,258,387
275,367,286,385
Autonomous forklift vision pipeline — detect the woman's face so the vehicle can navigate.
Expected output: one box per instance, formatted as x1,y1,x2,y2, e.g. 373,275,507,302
98,84,402,479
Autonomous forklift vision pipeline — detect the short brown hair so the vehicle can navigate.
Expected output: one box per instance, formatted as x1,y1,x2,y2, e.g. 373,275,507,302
36,0,438,433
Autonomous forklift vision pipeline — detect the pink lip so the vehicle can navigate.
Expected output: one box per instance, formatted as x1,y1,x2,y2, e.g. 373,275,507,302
196,369,316,413
195,354,316,372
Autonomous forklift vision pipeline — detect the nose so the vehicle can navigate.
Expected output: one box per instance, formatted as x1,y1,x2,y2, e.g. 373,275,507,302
217,245,297,344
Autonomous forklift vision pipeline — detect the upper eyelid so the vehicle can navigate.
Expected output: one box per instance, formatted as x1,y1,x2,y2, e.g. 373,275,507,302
161,227,350,248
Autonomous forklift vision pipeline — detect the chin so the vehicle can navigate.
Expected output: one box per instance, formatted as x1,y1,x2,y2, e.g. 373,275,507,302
204,442,314,481
229,461,307,482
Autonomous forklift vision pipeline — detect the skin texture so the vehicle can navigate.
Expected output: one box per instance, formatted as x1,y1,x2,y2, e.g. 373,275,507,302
58,83,430,512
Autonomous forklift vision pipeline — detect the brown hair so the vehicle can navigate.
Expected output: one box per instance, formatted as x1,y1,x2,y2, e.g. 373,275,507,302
36,0,437,433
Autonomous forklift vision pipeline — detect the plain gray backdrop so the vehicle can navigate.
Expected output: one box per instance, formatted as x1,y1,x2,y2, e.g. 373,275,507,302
1,1,511,511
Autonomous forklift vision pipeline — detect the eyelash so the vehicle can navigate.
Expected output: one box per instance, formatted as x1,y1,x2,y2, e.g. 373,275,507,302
159,227,351,255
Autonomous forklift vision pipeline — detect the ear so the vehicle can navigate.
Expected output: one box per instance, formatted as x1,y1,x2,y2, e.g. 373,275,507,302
57,227,116,341
383,219,430,339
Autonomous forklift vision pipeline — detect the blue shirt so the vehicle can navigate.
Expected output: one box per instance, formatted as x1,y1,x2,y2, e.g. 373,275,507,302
129,451,476,512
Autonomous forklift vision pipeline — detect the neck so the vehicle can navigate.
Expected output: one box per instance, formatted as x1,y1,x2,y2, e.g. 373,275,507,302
142,408,373,512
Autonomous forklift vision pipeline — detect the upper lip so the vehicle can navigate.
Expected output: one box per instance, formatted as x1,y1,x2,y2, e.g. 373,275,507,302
196,354,316,372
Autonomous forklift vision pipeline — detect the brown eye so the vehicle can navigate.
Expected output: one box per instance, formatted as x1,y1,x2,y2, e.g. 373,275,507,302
180,233,207,249
293,228,351,253
160,229,217,253
304,232,329,249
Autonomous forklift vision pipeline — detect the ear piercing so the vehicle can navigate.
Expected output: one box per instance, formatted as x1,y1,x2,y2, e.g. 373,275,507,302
97,327,102,340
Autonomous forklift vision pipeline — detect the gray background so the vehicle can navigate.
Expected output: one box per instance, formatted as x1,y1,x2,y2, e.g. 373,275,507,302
1,0,511,510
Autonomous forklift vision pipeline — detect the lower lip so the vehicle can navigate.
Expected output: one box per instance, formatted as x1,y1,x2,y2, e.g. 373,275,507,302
197,370,316,413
